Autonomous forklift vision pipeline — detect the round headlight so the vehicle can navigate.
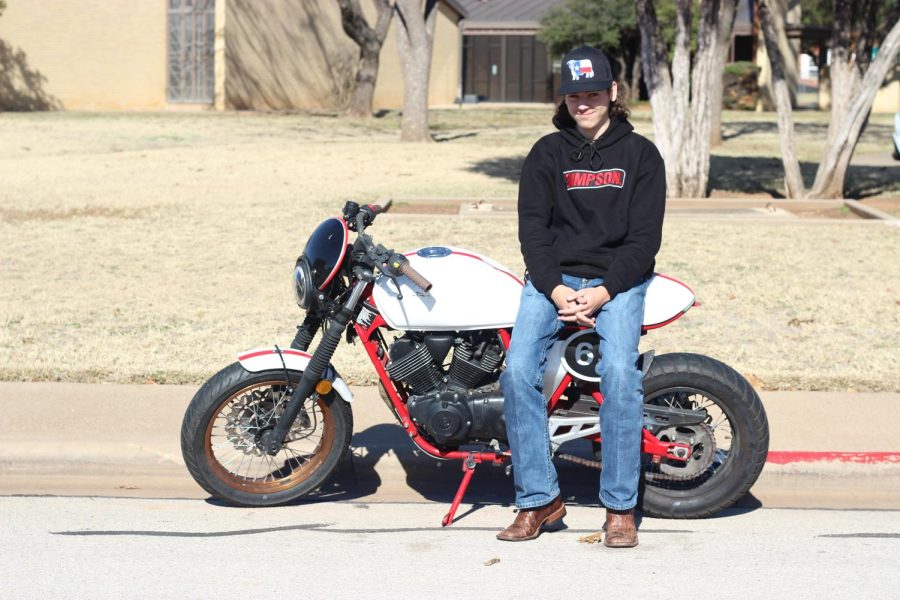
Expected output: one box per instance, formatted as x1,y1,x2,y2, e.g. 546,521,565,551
293,258,314,309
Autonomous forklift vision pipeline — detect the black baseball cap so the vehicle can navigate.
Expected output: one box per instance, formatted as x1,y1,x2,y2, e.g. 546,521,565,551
557,46,614,96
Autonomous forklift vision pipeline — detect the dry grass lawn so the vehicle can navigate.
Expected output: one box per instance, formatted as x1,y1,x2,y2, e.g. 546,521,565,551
0,109,898,391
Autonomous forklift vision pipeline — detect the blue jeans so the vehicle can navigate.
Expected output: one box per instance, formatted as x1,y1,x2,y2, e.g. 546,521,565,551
500,274,649,510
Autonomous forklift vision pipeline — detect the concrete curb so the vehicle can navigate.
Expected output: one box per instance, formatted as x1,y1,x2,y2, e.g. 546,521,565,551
844,199,899,221
2,383,899,508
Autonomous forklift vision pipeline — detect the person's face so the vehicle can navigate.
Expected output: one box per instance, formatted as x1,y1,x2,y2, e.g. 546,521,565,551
564,82,618,133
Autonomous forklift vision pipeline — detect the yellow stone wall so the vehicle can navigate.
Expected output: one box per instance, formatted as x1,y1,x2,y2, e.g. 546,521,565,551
225,0,460,111
0,0,459,112
872,77,899,114
0,0,168,110
816,66,899,114
223,0,354,110
373,2,461,109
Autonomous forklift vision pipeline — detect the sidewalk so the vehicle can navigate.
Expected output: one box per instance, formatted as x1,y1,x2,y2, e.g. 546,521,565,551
2,382,898,509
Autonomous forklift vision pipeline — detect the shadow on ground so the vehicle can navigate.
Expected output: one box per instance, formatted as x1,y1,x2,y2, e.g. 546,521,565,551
285,423,764,523
710,155,899,199
721,118,893,142
721,119,831,140
466,153,898,199
466,156,524,183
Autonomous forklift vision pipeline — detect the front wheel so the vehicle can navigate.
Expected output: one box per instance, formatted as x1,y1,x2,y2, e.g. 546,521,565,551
180,363,353,506
638,352,769,518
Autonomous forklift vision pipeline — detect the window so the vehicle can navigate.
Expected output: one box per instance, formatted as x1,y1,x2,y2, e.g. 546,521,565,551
463,35,553,103
167,0,215,103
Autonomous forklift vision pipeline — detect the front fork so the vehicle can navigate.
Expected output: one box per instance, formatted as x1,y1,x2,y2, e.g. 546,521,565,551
259,280,368,456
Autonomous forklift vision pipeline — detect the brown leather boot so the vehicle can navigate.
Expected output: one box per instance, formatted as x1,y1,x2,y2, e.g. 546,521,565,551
496,496,566,542
603,508,638,548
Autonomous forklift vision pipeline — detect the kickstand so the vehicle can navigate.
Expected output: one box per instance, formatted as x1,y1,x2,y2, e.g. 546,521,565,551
442,453,478,527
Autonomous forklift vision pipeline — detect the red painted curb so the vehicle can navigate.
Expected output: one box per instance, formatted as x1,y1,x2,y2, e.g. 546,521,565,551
766,452,900,465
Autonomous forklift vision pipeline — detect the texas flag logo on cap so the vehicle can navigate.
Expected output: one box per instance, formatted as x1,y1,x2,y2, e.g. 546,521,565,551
567,59,594,81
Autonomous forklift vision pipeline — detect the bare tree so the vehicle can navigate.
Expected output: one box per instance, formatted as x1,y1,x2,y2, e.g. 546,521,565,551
395,0,438,142
760,0,900,198
758,0,805,198
338,0,394,118
635,0,736,197
635,0,676,192
710,0,737,146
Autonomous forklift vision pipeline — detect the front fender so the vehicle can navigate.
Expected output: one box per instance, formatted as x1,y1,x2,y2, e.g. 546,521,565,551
237,346,354,403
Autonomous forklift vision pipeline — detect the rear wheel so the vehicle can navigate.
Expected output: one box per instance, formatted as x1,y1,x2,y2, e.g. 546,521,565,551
180,363,352,506
637,353,769,518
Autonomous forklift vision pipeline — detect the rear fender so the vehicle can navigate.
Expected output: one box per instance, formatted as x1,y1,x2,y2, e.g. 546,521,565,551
237,346,354,403
643,274,696,330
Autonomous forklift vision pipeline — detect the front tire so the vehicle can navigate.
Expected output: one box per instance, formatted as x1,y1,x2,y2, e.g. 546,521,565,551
638,353,769,518
180,363,353,506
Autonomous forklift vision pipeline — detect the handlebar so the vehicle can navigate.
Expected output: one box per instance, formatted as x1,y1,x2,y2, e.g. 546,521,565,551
345,200,393,231
398,260,433,292
366,200,392,218
342,200,431,292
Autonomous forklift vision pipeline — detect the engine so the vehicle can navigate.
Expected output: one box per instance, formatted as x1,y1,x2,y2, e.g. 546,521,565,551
385,331,506,446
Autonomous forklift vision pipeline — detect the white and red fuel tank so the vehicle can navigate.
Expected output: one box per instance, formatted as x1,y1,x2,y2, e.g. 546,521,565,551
371,246,696,332
372,246,523,331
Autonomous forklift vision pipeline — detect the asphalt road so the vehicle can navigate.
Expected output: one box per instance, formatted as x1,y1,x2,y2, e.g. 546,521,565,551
1,496,898,599
3,383,900,597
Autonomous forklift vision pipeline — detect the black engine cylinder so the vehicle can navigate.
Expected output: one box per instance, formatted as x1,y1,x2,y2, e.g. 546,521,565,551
386,338,442,395
448,337,503,390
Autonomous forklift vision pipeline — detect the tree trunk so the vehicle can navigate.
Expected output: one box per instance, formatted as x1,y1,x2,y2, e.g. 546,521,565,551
809,18,900,198
755,0,799,111
395,0,438,142
679,0,720,198
630,54,641,103
825,0,861,149
709,0,737,147
638,0,738,198
613,55,629,98
635,0,677,195
669,0,692,196
759,0,806,198
339,0,394,118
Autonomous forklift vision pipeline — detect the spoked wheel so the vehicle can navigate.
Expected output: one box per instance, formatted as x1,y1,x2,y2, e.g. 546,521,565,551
637,353,769,518
181,363,352,506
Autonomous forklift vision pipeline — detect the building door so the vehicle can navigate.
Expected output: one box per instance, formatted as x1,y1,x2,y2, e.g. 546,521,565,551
167,0,216,103
463,35,553,102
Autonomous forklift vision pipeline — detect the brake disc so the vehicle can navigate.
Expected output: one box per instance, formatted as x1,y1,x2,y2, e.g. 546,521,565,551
646,422,717,482
225,390,277,456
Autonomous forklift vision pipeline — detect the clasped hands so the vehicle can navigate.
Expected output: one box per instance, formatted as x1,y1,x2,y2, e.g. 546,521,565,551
551,284,610,327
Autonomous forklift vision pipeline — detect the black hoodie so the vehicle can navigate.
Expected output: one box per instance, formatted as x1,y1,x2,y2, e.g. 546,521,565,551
517,116,666,299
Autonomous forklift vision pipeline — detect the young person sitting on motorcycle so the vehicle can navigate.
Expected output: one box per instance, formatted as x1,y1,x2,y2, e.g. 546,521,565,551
497,46,666,548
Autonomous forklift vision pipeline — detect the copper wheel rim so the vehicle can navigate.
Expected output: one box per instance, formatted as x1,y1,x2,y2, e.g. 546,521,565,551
204,380,335,494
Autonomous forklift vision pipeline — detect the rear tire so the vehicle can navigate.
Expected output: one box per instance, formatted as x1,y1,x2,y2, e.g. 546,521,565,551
637,353,769,518
180,363,353,506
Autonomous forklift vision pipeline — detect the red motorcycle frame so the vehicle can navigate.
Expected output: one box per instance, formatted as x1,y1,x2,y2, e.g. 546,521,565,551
351,283,693,526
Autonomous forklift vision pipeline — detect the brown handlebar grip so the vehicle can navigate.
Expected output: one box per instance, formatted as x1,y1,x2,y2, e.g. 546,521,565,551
399,262,433,292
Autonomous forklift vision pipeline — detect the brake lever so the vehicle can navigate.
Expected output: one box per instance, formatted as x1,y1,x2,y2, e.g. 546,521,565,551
391,278,403,301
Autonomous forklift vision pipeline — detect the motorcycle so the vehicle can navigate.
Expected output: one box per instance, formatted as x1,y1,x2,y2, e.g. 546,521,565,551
180,200,769,525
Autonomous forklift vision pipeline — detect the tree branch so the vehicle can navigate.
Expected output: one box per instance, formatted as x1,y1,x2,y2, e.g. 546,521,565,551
338,0,375,47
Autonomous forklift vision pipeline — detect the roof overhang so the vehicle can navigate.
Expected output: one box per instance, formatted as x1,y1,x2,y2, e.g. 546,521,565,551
462,20,541,35
442,0,468,21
